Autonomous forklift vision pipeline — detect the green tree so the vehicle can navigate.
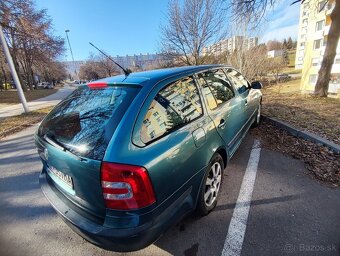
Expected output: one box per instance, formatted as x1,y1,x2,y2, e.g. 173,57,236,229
166,109,183,130
282,49,289,65
283,38,287,49
287,37,293,50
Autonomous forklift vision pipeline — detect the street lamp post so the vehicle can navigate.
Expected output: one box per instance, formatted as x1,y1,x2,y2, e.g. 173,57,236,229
0,24,29,113
65,29,78,80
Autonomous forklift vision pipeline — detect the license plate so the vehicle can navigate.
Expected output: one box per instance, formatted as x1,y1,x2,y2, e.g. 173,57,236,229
47,166,73,189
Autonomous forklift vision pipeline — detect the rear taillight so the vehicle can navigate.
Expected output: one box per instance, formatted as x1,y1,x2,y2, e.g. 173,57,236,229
101,162,156,210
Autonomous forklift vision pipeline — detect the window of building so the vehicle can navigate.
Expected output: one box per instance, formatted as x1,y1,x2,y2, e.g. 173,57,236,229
300,42,305,46
315,20,325,31
313,39,322,49
302,18,308,24
335,59,340,64
318,0,327,12
140,76,203,143
309,74,317,84
312,58,320,66
330,74,340,84
298,57,303,61
197,69,235,110
149,131,155,139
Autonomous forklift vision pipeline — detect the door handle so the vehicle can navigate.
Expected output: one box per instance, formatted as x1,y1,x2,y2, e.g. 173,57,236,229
218,119,225,129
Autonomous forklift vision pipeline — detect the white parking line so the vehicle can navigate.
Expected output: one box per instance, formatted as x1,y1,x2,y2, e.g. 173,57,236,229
221,140,261,256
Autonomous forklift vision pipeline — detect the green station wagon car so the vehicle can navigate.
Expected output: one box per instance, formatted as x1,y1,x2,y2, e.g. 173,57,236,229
35,65,262,252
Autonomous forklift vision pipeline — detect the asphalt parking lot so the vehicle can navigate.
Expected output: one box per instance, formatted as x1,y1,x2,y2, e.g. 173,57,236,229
0,125,339,256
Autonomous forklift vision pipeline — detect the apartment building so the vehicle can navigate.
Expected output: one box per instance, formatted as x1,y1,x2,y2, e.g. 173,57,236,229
295,0,340,95
112,53,171,70
61,60,86,79
202,36,259,56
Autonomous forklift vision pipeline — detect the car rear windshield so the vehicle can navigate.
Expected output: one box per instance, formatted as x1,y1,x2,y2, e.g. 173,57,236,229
38,85,140,160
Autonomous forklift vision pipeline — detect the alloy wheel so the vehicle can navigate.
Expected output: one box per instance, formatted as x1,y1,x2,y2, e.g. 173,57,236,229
204,162,222,207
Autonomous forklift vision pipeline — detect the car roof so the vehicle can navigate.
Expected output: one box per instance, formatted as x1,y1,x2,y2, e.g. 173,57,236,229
96,65,228,87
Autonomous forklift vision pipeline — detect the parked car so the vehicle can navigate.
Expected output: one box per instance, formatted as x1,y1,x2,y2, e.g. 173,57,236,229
71,80,87,85
35,65,262,252
37,82,54,89
277,73,291,82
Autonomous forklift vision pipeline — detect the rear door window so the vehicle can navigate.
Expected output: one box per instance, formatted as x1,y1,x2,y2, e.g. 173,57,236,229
38,85,140,160
197,69,235,110
140,76,203,144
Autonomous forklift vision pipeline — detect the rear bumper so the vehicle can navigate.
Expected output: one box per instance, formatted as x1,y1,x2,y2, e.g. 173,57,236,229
39,171,193,252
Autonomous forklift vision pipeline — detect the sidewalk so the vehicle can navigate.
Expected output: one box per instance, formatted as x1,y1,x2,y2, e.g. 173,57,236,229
0,87,74,119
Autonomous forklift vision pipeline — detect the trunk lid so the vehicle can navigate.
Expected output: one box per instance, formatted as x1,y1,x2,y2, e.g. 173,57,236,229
36,84,140,219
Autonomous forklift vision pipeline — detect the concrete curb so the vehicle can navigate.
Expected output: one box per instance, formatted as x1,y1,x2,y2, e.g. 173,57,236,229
262,116,340,154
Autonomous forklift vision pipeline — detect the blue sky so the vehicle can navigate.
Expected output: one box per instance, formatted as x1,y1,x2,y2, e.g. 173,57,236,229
35,0,300,61
261,1,301,42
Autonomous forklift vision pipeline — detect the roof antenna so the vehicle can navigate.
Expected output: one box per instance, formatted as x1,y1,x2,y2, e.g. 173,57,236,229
89,42,131,76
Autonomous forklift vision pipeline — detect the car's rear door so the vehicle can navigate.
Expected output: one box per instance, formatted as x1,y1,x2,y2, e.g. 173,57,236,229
130,75,221,205
196,69,245,156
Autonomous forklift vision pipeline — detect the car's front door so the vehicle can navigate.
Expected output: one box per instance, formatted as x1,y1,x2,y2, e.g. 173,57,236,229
196,69,245,156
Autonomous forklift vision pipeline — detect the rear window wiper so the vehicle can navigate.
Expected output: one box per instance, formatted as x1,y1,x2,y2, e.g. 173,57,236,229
43,134,86,161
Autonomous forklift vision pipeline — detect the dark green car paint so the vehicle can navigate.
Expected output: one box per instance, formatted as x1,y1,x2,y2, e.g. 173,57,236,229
36,65,262,252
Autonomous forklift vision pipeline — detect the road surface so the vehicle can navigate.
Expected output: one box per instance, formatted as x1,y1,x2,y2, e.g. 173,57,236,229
0,125,339,256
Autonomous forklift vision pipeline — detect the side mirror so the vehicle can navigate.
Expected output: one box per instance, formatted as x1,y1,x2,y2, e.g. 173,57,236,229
251,81,263,89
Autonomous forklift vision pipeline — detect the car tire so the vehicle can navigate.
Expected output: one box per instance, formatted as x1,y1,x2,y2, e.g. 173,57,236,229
252,103,262,128
196,153,224,216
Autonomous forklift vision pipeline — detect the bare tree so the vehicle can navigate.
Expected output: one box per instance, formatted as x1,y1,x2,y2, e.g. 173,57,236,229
79,54,119,81
96,55,119,77
0,49,11,90
36,61,67,84
230,0,340,97
79,62,100,81
0,0,64,90
221,44,270,80
268,56,286,83
267,40,283,51
230,0,277,25
161,0,227,65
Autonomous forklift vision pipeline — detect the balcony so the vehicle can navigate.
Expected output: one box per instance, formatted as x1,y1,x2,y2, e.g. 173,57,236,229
325,3,335,15
320,46,326,56
323,25,331,36
314,30,324,39
331,63,340,73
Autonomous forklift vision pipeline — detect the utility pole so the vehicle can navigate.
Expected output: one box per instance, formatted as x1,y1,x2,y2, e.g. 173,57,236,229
0,24,29,113
65,29,79,81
